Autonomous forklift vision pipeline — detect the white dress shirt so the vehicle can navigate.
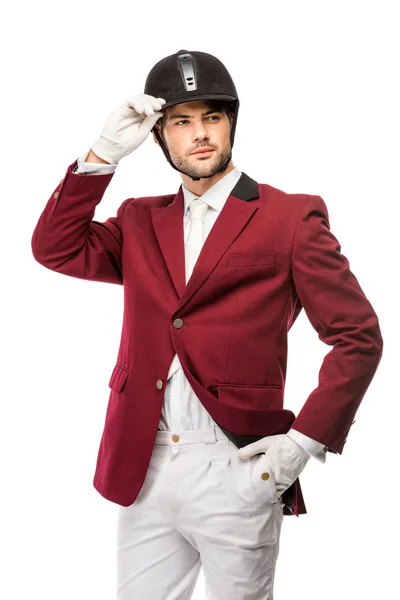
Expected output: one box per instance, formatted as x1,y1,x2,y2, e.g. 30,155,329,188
72,151,327,463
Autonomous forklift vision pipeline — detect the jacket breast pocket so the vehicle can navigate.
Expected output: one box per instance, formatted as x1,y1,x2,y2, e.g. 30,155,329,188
225,251,277,268
108,362,130,393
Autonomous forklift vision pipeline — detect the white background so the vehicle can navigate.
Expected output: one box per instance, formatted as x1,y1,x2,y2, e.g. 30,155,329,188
2,1,398,598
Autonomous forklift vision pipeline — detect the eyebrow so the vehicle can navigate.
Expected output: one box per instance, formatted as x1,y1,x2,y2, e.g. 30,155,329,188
167,109,222,120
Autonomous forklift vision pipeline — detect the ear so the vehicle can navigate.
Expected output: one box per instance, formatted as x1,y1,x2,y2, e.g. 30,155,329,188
152,130,160,146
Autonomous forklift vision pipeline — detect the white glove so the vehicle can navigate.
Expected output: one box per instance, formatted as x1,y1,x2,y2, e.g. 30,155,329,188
90,93,166,164
237,434,311,498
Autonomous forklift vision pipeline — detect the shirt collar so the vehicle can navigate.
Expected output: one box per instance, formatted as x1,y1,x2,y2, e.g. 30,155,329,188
182,167,242,216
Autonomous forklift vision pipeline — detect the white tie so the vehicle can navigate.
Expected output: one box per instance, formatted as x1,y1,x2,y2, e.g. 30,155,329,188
185,198,208,283
167,197,208,380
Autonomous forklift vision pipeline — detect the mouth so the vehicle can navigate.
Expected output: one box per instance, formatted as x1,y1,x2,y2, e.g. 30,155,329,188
191,149,215,157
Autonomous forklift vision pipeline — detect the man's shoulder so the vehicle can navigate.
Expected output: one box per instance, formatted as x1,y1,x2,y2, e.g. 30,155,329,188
258,181,317,206
121,192,177,210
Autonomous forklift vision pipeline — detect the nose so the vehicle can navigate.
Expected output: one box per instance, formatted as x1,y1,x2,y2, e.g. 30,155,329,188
191,119,210,143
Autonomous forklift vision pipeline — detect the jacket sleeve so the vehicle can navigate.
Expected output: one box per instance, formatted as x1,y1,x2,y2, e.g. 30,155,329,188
31,158,131,285
290,194,383,454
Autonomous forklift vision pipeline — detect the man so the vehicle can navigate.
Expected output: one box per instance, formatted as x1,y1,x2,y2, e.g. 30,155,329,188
31,49,383,599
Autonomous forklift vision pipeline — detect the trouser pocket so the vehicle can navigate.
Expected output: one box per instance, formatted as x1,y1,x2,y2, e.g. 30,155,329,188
216,442,279,510
250,451,280,505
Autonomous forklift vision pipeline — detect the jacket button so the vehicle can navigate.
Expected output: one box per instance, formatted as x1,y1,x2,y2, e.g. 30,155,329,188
172,434,180,442
156,379,163,390
53,192,59,199
261,472,270,481
173,318,184,328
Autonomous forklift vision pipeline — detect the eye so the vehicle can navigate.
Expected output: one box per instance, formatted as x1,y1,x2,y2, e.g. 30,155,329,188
175,115,221,126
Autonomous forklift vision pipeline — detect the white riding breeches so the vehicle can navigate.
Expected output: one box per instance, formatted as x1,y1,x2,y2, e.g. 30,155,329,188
116,426,284,600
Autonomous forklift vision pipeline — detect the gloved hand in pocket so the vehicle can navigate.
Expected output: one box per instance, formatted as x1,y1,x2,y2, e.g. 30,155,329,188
238,434,311,498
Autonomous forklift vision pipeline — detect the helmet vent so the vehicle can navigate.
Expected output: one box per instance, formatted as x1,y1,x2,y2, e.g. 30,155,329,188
177,52,198,91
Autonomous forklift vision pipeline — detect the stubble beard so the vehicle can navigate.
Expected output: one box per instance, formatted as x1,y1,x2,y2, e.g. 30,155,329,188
169,142,232,180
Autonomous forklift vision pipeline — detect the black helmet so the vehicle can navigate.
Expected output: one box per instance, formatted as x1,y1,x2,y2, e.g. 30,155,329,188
144,49,240,180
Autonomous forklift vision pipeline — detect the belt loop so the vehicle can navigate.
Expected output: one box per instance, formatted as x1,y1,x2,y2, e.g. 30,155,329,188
205,426,219,444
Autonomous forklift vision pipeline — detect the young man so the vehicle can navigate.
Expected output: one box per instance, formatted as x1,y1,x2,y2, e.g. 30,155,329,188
32,50,383,599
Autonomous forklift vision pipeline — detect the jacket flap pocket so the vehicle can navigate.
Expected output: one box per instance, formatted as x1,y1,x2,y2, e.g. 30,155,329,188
227,251,277,268
108,363,129,393
218,384,283,410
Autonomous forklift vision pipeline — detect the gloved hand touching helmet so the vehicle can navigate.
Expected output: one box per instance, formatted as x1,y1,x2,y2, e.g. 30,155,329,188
90,93,166,165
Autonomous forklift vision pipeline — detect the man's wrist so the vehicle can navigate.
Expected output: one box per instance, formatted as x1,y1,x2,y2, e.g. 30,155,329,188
286,433,311,460
84,149,111,164
73,152,118,175
287,429,327,463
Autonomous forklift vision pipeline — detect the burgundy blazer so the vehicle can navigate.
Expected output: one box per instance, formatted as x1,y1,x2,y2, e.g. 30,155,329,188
31,158,383,516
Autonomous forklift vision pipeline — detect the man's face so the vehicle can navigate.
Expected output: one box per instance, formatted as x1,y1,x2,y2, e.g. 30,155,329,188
154,100,233,179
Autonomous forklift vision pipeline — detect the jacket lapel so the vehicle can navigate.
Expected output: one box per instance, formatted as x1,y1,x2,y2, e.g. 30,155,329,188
150,172,260,310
